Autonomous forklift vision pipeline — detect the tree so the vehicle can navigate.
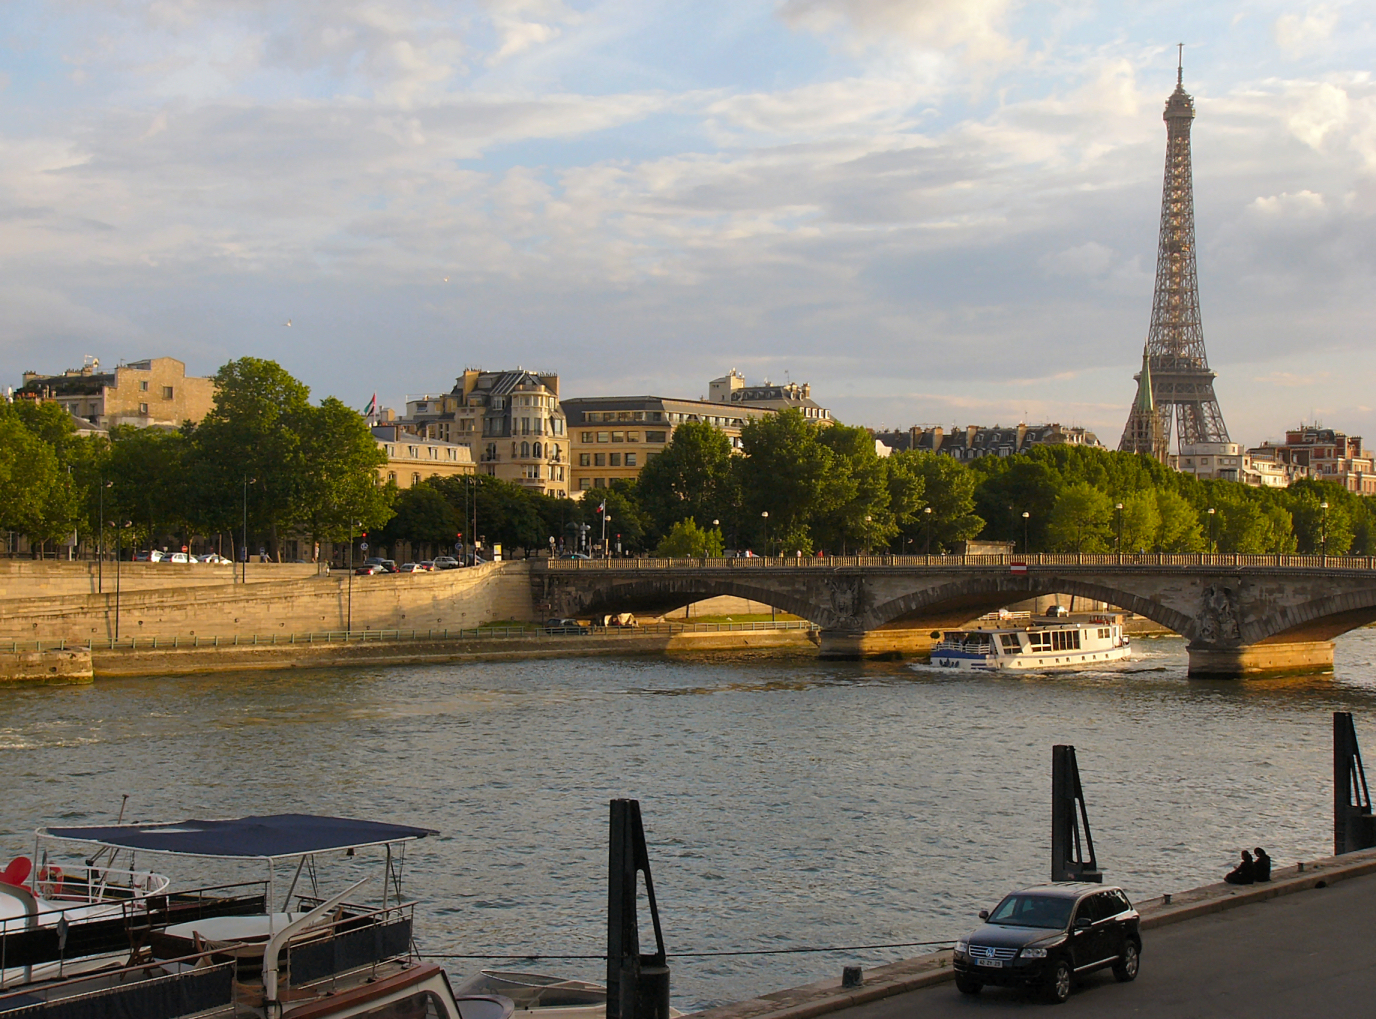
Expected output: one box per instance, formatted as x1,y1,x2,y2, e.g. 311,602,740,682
899,451,981,552
654,518,725,558
378,483,457,557
1045,481,1113,553
636,422,735,542
582,483,650,553
1117,491,1161,552
814,424,903,553
294,397,393,546
1288,484,1355,555
106,426,192,552
1213,498,1296,554
1154,489,1205,552
0,403,62,543
188,357,312,559
737,410,839,553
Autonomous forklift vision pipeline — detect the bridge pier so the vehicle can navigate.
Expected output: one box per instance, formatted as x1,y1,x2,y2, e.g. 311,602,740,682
817,628,940,660
1187,641,1335,678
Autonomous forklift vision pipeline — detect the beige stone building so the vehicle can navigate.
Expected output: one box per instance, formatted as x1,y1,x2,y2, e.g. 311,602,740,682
708,369,832,422
561,395,776,495
1247,425,1375,493
19,357,215,429
372,424,475,488
400,368,569,497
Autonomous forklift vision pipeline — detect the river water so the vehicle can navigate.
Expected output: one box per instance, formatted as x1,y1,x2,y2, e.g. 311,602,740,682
5,634,1376,1010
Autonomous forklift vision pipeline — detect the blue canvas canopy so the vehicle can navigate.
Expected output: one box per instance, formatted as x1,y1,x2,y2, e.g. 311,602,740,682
40,813,437,859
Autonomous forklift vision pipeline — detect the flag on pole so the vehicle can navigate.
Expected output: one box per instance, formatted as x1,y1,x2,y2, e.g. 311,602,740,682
363,393,377,423
598,500,606,513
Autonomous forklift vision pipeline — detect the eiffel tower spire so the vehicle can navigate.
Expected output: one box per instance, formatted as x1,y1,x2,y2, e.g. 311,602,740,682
1119,53,1231,456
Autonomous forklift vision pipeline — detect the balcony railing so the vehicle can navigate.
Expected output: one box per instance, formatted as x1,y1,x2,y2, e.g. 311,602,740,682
544,552,1376,570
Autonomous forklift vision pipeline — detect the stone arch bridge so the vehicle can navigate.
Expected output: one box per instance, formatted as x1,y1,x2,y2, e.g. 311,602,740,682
535,554,1376,676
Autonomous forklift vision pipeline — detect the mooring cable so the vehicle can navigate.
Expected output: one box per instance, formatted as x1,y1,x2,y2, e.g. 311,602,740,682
419,938,957,961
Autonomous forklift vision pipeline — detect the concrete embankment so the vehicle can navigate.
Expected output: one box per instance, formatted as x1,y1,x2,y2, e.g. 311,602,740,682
0,647,94,684
85,627,818,677
689,844,1376,1019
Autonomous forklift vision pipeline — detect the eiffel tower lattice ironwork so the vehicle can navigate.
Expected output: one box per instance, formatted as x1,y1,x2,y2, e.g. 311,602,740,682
1120,49,1230,460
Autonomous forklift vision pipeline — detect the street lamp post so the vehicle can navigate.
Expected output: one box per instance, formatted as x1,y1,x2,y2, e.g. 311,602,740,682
1115,502,1124,554
924,506,933,555
1207,507,1216,554
241,476,256,584
864,514,872,556
760,510,769,558
111,520,130,640
712,519,720,559
98,479,113,593
1022,511,1030,554
605,517,612,559
1321,500,1330,557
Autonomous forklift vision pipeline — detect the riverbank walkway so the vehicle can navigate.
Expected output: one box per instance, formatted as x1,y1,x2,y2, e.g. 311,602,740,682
692,846,1376,1019
843,870,1376,1016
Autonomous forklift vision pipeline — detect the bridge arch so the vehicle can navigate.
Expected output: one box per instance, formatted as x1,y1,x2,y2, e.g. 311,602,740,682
544,576,823,624
1246,588,1376,645
865,574,1196,639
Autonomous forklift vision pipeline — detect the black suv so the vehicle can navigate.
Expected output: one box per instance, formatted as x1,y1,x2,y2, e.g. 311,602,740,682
953,883,1140,1004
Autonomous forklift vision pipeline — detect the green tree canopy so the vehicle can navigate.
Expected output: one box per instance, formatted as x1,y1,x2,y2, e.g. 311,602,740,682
737,410,839,553
654,518,725,558
636,422,735,543
1045,481,1114,553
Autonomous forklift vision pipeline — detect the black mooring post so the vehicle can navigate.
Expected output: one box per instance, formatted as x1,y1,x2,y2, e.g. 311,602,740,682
1051,745,1102,883
608,799,670,1019
1333,712,1376,855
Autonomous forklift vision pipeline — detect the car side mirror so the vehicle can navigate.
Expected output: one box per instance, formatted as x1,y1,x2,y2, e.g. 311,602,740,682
1075,916,1092,929
978,910,989,920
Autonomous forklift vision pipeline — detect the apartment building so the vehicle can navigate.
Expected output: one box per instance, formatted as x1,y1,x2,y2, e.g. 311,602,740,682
874,423,1104,461
372,424,475,488
561,396,775,495
401,368,569,497
708,369,832,422
1249,426,1376,494
19,356,215,429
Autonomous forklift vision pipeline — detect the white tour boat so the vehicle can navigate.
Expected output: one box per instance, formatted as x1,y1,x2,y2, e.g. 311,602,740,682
930,617,1130,671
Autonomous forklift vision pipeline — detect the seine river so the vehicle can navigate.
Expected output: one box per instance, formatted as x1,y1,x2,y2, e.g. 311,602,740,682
5,634,1376,1010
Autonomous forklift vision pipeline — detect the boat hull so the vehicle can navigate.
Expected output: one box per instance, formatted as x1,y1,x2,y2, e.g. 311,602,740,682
930,645,1131,671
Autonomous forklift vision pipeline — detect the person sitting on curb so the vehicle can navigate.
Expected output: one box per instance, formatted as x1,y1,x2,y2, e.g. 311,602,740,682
1253,847,1272,882
1224,849,1256,885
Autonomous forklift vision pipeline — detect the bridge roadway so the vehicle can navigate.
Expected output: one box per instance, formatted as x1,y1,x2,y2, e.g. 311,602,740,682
832,868,1376,1017
536,553,1376,676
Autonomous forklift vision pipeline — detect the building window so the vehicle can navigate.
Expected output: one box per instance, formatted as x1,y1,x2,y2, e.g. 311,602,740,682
595,478,605,488
627,431,640,442
386,445,394,456
140,380,149,391
646,431,667,443
532,441,542,458
408,445,419,457
521,441,530,457
625,453,637,467
411,473,421,485
162,386,174,399
610,453,621,467
429,446,438,459
580,478,592,490
447,448,456,460
485,442,498,460
139,402,149,414
580,453,591,466
611,431,624,443
388,472,397,482
597,431,609,443
649,412,662,421
557,466,564,481
594,453,606,467
582,431,594,443
551,444,560,461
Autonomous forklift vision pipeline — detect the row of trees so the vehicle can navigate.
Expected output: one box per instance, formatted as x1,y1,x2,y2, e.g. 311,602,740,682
7,380,1372,560
1,358,392,559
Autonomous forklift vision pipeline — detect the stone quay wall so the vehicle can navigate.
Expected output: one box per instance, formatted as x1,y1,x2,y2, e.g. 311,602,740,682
0,560,319,599
0,562,538,644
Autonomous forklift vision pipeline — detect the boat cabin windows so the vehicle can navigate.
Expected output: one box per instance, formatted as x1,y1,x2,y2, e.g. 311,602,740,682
999,634,1021,651
1028,629,1081,652
1097,627,1110,639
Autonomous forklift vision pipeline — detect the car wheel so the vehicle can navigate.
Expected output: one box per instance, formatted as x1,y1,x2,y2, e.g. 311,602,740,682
954,974,982,995
1044,958,1072,1004
1113,941,1140,982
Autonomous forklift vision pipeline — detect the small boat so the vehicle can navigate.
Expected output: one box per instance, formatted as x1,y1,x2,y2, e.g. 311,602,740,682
0,813,517,1019
930,616,1130,671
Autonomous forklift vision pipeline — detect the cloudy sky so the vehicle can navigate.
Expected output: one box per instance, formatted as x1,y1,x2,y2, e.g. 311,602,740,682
2,1,1373,447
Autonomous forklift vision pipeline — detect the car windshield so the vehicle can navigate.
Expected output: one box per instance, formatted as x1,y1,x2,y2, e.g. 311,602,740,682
987,894,1075,929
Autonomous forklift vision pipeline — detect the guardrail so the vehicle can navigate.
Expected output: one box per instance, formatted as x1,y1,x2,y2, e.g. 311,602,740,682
545,553,1376,570
2,619,818,654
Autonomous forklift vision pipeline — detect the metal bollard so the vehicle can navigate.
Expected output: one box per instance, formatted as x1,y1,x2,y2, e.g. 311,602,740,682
608,799,671,1019
841,966,863,988
1051,745,1103,883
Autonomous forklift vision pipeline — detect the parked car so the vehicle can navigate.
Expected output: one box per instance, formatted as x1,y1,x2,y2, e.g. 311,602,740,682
199,553,231,564
432,556,460,570
354,563,383,575
364,557,398,574
398,563,422,573
544,617,590,635
417,561,435,571
953,883,1140,1004
167,552,195,564
1045,604,1070,618
133,550,165,562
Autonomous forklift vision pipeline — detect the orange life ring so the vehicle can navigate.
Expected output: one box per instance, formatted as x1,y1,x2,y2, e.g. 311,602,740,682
37,865,64,898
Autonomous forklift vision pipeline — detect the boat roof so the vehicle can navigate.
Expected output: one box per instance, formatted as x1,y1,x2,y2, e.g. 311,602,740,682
39,812,437,860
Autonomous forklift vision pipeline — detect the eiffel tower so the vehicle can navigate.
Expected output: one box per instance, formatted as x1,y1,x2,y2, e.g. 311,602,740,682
1120,49,1230,460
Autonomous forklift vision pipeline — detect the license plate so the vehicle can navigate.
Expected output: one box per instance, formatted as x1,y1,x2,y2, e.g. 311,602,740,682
976,959,1003,968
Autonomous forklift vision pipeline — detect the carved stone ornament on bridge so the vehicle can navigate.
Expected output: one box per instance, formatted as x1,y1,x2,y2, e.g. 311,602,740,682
1197,584,1241,644
822,575,864,624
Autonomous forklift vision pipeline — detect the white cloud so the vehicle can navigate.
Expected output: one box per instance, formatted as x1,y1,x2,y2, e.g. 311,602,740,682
778,0,1023,65
1042,241,1114,276
1274,5,1340,58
